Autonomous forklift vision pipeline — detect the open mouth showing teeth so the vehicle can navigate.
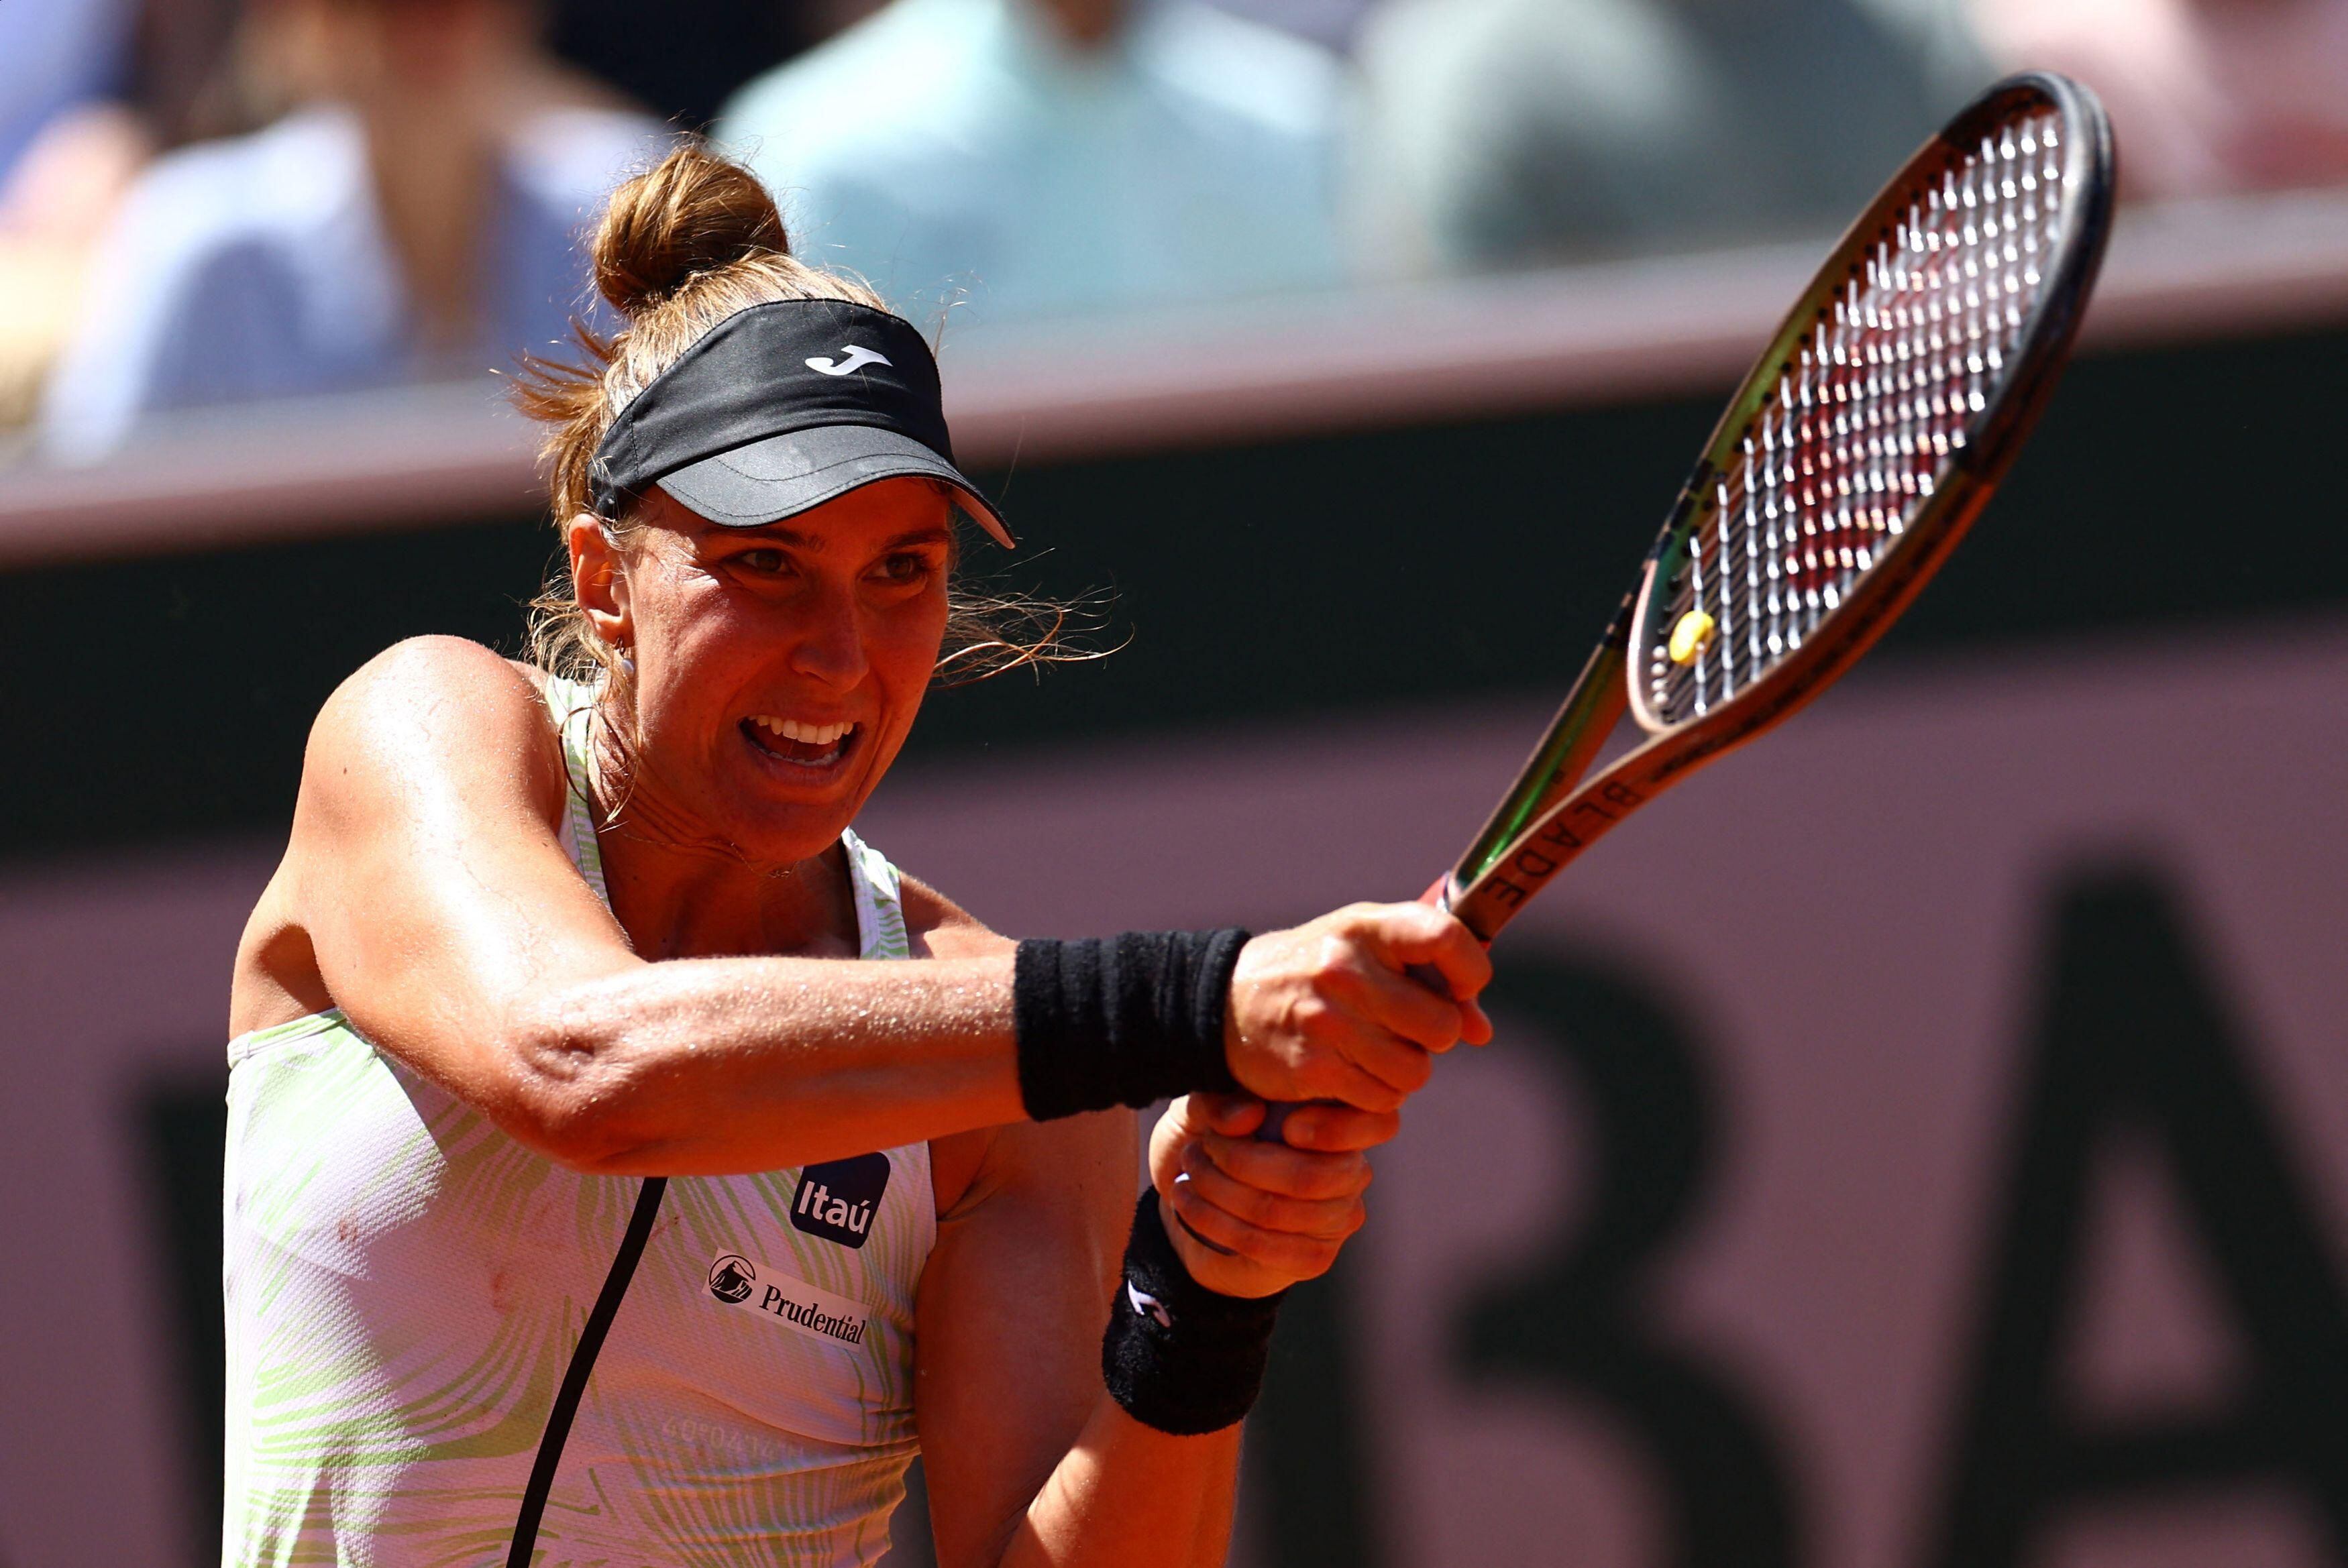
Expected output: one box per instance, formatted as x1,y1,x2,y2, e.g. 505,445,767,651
742,715,859,767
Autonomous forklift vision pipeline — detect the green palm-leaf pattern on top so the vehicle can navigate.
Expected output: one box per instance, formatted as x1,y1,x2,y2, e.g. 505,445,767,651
223,677,935,1567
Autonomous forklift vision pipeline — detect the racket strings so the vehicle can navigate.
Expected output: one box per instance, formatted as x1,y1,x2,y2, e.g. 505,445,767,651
1652,104,2070,724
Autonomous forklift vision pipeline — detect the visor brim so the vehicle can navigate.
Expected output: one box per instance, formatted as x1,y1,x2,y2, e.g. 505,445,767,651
652,425,1012,547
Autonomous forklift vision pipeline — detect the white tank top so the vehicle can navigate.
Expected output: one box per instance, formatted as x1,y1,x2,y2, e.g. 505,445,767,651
223,676,935,1566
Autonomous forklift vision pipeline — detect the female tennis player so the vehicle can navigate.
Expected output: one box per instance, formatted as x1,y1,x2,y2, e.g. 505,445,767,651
223,144,1492,1567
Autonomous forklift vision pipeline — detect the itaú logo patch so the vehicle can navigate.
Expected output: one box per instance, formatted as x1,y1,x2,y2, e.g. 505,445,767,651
708,1253,873,1348
792,1153,890,1249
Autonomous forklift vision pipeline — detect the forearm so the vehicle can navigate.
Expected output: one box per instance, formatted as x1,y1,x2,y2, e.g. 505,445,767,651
920,1107,1365,1568
510,953,1025,1173
998,1399,1243,1568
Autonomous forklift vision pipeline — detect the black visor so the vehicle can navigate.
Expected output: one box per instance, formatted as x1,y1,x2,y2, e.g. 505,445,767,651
587,298,1011,547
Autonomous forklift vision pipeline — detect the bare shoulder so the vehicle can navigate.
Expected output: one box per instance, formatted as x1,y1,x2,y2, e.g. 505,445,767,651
896,871,1014,962
237,640,570,1035
317,634,551,743
282,638,574,924
297,636,568,830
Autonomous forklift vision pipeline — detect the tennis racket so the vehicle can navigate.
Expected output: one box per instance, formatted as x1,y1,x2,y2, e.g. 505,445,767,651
1255,71,2114,1145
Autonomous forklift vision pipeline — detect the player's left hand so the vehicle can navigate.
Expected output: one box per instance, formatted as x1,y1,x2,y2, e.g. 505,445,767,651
1149,1091,1398,1298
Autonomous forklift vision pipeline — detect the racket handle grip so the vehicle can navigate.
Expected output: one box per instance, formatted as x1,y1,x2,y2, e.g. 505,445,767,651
1254,960,1455,1143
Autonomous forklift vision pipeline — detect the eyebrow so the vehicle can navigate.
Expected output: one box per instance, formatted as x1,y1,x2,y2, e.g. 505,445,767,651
715,524,954,554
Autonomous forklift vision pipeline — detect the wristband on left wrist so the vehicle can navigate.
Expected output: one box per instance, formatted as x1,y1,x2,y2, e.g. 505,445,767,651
1102,1190,1286,1436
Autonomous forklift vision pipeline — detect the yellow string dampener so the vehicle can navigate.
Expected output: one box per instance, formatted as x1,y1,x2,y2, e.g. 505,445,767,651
1668,609,1716,665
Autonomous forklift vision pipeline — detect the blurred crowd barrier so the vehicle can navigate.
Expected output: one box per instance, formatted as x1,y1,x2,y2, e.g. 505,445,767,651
4,0,2348,461
9,176,2348,569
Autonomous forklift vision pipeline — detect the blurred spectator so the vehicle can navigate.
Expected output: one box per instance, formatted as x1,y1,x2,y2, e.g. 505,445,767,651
1348,0,1988,274
545,0,805,131
1966,0,2348,200
1193,0,1376,54
0,106,150,430
0,0,131,181
140,0,271,148
713,0,1348,324
40,0,666,460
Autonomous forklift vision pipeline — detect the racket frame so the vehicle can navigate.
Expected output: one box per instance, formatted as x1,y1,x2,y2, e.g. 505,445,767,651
1437,72,2114,942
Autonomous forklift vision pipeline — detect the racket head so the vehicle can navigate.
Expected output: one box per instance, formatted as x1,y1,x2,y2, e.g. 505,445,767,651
1439,73,2114,942
1627,72,2113,745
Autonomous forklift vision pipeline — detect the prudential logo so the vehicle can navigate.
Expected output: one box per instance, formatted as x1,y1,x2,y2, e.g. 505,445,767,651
804,344,891,376
708,1252,874,1349
708,1254,756,1304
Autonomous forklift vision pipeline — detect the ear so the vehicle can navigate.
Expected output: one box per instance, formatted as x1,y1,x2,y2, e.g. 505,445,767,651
566,512,633,651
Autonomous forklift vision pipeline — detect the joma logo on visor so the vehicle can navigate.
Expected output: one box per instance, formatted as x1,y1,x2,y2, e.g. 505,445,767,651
804,345,891,376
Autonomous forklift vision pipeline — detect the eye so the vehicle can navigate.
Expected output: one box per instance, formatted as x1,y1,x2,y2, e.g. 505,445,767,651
872,551,936,585
731,547,790,575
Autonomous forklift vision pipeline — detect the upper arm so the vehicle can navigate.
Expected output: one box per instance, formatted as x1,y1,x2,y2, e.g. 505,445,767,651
914,1107,1139,1568
286,637,642,1143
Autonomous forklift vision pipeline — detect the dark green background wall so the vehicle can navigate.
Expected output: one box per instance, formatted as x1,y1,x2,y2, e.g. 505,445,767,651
6,321,2345,866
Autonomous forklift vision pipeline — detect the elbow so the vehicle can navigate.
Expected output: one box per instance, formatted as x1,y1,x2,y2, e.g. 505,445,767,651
498,990,666,1174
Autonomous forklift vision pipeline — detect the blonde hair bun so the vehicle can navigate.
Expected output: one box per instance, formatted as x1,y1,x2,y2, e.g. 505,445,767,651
521,139,1097,690
592,145,790,318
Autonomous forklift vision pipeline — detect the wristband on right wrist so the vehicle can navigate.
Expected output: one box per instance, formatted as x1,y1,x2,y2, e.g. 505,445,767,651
1012,930,1248,1121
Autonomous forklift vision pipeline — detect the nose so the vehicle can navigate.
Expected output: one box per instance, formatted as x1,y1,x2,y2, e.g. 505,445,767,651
789,583,871,689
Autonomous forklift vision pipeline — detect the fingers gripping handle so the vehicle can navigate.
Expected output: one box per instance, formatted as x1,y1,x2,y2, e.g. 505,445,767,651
1171,883,1462,1259
1403,960,1454,995
1252,877,1459,1146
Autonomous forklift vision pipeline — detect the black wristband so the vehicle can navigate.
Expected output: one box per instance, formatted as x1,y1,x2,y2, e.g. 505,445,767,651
1012,930,1248,1121
1103,1190,1286,1435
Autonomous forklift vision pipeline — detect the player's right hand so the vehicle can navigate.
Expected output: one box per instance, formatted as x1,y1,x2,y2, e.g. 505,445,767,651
1223,902,1493,1113
1152,1092,1396,1296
